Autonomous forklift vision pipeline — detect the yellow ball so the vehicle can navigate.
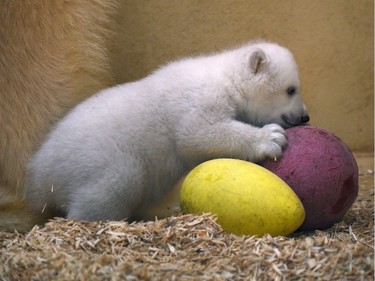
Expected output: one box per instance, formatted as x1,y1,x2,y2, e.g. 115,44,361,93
180,159,305,236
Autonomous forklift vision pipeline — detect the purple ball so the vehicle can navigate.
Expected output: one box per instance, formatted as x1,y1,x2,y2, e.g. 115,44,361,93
262,126,358,231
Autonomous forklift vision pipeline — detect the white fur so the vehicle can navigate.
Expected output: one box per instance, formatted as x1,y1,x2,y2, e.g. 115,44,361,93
25,41,309,221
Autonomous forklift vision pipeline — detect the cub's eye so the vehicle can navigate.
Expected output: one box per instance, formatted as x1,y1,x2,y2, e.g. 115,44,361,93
287,86,297,96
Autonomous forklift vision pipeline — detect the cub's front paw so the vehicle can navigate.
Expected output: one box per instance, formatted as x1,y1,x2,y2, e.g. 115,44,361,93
255,124,286,161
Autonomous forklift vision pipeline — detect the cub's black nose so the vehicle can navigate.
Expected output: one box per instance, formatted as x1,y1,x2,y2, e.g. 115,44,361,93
301,115,310,124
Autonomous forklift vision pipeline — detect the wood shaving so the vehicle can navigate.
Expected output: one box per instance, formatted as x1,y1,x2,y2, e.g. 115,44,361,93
1,154,373,280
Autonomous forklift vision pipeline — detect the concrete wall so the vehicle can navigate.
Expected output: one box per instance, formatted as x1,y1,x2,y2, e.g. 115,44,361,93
110,0,374,151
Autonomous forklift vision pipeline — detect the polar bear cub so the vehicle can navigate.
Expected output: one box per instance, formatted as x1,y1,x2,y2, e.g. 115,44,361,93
25,41,309,221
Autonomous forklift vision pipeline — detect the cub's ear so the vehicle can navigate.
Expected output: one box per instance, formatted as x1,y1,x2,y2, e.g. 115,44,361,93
249,48,268,74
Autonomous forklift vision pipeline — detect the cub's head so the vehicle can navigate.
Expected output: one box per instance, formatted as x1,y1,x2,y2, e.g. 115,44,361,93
231,42,309,128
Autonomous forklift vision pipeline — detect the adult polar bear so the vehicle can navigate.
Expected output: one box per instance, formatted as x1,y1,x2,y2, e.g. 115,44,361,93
0,1,119,231
26,41,309,221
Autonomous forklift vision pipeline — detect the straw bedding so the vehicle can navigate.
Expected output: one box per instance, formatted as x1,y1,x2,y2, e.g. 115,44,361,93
0,154,373,280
